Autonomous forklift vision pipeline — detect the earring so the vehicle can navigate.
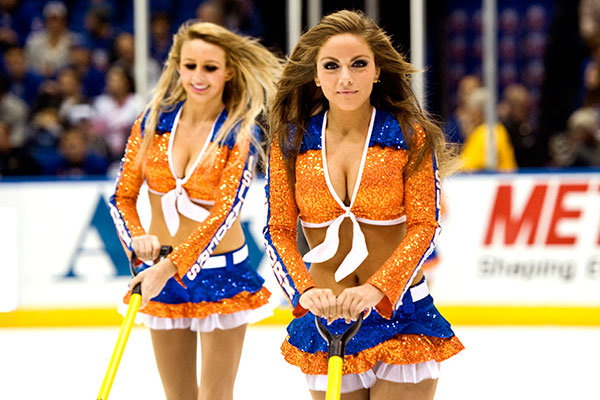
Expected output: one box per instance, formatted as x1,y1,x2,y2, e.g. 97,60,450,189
374,78,380,83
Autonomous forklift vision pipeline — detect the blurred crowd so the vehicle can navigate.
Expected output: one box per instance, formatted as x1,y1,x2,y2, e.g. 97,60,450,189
0,0,599,179
446,0,600,171
0,0,264,178
449,73,600,171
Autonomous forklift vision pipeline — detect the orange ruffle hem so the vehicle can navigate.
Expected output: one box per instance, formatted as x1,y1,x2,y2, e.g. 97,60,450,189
123,286,271,319
281,333,464,375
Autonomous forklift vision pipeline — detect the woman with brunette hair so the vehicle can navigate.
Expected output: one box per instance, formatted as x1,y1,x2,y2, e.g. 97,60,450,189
264,10,463,399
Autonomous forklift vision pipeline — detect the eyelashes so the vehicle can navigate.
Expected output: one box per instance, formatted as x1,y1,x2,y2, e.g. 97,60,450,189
321,59,369,70
324,61,338,70
183,64,219,72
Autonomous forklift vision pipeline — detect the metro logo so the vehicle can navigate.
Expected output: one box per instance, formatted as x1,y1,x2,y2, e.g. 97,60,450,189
547,184,588,245
484,182,591,246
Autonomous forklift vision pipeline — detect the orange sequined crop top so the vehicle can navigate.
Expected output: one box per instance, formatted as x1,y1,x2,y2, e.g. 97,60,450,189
296,108,408,228
110,101,258,288
263,107,441,319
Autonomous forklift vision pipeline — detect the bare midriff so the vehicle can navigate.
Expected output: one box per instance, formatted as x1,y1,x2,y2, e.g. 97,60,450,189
147,191,246,255
303,218,424,296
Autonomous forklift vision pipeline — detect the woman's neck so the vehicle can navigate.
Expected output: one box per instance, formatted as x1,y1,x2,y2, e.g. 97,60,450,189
326,102,373,136
181,98,224,125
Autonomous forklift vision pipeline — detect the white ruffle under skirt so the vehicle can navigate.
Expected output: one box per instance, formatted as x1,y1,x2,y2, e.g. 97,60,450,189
118,300,275,332
305,359,440,393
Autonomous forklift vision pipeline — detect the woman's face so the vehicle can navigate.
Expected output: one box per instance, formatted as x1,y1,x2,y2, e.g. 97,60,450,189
177,39,232,106
315,33,379,112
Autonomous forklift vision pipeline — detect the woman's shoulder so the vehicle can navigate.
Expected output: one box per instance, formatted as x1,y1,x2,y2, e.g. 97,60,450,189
370,108,407,150
299,111,326,153
140,101,184,135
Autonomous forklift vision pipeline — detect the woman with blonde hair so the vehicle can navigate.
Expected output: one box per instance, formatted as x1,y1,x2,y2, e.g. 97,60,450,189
264,10,463,399
109,20,281,399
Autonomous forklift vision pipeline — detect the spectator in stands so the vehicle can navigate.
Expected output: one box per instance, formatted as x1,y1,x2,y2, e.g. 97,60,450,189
81,3,115,71
0,73,28,148
68,37,106,98
460,87,517,171
549,107,600,167
196,0,226,26
56,66,89,125
67,103,110,163
46,126,108,177
25,1,76,78
2,45,44,105
111,32,161,90
498,84,538,167
444,74,480,145
0,0,39,48
579,0,600,49
581,41,600,107
0,119,40,177
196,0,264,38
26,106,63,173
567,108,600,166
150,12,172,66
91,64,143,163
224,0,264,37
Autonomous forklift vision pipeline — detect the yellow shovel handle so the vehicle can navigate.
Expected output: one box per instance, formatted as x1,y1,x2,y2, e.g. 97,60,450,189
97,292,141,400
326,355,343,400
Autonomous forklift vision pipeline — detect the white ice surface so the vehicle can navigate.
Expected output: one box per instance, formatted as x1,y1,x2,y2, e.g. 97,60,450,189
0,325,598,399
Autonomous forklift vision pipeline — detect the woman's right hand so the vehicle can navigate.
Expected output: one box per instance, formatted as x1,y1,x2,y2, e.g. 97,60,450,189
129,257,177,309
131,234,162,262
299,288,339,324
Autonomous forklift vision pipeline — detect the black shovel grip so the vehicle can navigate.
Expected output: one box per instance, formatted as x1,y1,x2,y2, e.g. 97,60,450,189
315,313,364,359
129,245,173,295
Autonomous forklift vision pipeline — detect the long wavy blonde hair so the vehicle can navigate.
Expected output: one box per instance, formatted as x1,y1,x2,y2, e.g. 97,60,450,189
270,10,457,182
138,20,282,167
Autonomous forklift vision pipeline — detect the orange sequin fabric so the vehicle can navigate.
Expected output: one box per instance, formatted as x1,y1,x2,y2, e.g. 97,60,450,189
296,146,408,224
264,109,441,318
144,127,229,202
281,333,464,375
110,105,257,285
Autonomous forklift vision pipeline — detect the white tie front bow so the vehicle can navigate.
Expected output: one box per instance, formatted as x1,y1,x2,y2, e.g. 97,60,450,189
161,179,211,236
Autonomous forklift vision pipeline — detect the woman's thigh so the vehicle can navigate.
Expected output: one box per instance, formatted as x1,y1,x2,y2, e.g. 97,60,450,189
150,328,199,399
370,378,438,400
309,388,369,400
198,324,247,399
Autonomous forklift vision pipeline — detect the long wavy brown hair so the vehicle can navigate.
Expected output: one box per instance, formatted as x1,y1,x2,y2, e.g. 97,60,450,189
269,10,457,183
138,20,282,167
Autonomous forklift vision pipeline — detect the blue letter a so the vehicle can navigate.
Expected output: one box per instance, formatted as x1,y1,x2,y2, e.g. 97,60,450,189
64,195,129,277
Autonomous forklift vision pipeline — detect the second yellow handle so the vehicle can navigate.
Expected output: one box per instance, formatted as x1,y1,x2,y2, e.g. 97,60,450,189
326,355,343,400
97,292,142,400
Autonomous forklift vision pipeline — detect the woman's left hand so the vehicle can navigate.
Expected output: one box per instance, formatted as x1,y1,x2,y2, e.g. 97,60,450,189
336,283,385,322
129,258,177,309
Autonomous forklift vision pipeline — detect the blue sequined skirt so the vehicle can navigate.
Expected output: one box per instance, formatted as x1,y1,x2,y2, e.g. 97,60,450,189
123,245,271,321
282,278,464,375
288,280,454,355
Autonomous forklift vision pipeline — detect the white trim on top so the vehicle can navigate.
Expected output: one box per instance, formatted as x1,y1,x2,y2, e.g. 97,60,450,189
167,107,222,183
300,214,406,228
146,187,215,205
321,107,376,212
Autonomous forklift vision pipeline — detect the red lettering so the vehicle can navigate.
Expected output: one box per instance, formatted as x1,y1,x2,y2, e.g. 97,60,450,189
484,184,547,246
546,183,588,245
